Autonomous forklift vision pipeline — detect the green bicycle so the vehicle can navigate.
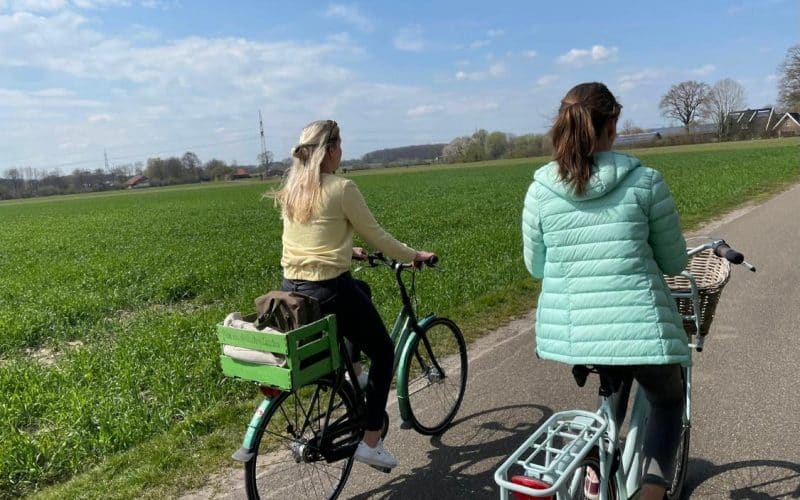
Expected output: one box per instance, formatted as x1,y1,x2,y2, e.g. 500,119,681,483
225,252,468,499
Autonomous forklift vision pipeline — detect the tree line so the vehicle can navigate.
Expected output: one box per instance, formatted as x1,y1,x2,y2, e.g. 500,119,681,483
0,152,259,200
441,130,551,164
361,144,446,164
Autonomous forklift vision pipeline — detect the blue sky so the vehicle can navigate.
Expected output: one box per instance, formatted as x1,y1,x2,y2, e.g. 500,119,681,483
0,0,796,172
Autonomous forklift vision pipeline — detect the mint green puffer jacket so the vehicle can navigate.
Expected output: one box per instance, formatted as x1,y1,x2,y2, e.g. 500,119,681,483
522,151,689,366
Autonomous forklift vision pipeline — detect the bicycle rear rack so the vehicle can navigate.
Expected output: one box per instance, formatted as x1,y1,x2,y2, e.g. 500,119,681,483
495,410,607,498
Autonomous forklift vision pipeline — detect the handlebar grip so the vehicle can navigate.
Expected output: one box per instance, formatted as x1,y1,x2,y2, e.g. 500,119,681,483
714,243,744,264
425,255,439,267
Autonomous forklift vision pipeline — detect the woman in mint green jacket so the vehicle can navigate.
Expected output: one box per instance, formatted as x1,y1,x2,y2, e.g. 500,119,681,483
522,82,688,500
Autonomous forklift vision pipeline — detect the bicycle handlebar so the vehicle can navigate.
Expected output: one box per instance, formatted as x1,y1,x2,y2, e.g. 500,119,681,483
688,239,756,272
365,251,439,270
713,243,744,264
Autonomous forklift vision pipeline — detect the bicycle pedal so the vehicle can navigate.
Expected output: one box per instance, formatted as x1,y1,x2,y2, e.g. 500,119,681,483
368,464,392,474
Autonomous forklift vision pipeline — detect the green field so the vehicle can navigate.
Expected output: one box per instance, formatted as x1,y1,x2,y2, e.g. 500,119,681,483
1,138,799,499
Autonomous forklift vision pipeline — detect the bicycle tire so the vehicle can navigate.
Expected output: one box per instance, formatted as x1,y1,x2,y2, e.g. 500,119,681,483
664,422,691,500
574,448,620,500
399,317,467,435
244,378,358,500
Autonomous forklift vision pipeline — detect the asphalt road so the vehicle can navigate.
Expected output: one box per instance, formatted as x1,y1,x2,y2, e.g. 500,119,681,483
187,182,800,499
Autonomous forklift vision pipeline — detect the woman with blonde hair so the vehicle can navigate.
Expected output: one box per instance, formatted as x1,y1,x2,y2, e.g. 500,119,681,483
274,119,435,470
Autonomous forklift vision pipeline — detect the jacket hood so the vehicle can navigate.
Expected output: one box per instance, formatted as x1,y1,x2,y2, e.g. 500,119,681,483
534,151,641,201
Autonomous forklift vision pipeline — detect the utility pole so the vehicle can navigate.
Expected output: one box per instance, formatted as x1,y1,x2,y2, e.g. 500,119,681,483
104,149,109,172
259,110,268,173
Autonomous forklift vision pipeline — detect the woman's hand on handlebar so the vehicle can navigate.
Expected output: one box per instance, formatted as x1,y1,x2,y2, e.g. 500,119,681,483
352,247,368,261
413,251,438,269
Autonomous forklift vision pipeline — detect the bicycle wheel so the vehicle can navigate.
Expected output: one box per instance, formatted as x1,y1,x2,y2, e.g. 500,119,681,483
244,378,358,500
400,317,467,435
664,422,691,500
572,448,620,500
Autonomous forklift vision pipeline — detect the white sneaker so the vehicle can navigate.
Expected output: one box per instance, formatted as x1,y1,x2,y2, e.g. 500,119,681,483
353,439,398,469
345,370,369,389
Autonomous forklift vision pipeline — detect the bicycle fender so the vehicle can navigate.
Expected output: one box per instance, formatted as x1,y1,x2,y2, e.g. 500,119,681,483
396,314,437,422
231,397,272,462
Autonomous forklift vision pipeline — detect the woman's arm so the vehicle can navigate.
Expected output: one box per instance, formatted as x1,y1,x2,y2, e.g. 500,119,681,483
522,181,546,279
341,181,418,262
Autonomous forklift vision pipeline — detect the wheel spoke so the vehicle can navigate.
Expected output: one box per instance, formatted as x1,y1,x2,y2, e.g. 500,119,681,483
245,380,356,499
402,318,467,434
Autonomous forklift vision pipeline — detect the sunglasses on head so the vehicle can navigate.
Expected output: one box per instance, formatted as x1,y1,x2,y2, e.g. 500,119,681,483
325,120,340,145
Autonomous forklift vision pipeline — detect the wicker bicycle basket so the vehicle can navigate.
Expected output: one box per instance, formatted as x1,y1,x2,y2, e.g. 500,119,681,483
664,249,731,336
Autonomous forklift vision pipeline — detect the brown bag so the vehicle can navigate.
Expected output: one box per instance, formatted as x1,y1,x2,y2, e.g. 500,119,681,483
254,291,321,332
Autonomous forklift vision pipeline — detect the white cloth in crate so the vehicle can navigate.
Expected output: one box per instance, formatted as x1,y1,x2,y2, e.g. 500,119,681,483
222,312,287,367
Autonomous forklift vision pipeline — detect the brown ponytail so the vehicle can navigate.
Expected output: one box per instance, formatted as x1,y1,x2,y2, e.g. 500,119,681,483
550,82,621,195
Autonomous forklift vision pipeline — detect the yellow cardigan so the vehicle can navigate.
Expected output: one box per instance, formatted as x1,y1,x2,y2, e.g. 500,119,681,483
281,174,417,281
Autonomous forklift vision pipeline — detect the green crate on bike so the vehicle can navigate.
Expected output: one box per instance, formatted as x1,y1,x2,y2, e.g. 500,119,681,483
216,314,341,391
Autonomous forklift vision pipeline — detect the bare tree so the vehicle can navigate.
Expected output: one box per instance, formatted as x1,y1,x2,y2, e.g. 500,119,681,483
257,151,273,169
701,78,747,138
181,151,202,181
659,80,711,131
620,119,646,135
5,168,20,197
777,44,800,111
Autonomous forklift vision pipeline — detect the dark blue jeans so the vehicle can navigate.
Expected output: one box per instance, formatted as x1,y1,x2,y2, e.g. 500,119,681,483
606,364,685,488
281,272,393,431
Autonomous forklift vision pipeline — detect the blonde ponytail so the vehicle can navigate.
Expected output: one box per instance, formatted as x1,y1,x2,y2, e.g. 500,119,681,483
271,120,340,223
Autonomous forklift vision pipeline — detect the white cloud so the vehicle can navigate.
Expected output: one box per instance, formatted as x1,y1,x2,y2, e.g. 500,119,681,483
33,87,73,97
393,25,425,52
536,74,558,87
325,4,373,32
0,86,102,108
449,99,498,113
72,0,132,8
4,0,67,11
455,62,507,81
87,113,112,122
470,39,490,49
727,3,746,15
139,0,171,8
489,62,506,77
557,45,619,66
0,11,357,87
523,50,537,59
487,29,504,37
0,11,375,166
407,104,444,117
327,32,352,44
690,64,716,76
0,0,134,10
617,69,665,91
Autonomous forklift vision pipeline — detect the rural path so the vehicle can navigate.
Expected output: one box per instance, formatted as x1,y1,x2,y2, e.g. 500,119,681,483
184,182,800,499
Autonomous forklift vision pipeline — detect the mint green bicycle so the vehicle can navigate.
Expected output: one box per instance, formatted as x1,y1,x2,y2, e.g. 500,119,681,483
220,252,468,499
495,239,754,500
